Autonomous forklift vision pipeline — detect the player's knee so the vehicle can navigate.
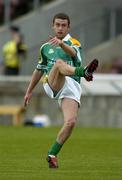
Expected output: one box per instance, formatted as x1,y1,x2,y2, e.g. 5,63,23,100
55,59,64,69
65,117,77,128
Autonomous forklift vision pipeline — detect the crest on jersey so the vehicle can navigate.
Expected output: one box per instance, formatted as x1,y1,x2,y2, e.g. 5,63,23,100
48,49,54,54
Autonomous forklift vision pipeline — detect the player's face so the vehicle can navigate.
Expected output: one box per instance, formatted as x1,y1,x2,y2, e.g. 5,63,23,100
52,18,70,39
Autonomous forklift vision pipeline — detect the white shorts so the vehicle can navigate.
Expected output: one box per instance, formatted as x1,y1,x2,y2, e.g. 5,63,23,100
43,76,82,106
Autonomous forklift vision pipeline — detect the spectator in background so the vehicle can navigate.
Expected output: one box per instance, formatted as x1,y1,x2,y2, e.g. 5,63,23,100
2,25,28,75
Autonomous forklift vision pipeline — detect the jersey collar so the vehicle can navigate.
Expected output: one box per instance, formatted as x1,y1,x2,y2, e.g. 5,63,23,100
62,34,71,41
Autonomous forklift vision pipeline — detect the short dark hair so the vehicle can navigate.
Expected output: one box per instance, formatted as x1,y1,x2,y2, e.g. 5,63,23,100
53,13,70,25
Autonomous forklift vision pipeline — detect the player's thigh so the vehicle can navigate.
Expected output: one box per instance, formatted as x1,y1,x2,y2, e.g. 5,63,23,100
61,98,79,123
48,61,65,91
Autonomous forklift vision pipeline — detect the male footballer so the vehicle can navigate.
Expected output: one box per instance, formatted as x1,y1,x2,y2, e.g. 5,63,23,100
24,13,98,168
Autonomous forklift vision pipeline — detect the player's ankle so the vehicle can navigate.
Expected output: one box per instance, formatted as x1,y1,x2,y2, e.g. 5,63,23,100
75,67,85,77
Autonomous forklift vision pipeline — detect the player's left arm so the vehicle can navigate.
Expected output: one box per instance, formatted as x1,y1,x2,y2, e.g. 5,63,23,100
49,37,76,57
70,38,83,66
59,41,76,57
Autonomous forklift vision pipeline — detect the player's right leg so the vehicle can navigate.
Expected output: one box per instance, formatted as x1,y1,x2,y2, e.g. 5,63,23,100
48,59,99,91
47,59,75,93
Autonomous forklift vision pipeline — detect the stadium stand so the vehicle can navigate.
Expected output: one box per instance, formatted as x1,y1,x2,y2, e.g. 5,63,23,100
0,0,55,25
85,34,122,73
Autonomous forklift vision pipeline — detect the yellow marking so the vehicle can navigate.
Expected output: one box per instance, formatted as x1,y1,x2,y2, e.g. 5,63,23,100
40,74,48,84
70,38,81,46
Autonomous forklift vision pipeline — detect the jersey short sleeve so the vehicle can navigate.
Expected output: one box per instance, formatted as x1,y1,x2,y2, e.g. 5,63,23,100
36,44,47,73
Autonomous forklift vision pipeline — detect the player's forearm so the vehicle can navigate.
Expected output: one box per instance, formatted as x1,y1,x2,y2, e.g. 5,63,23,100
26,69,43,94
60,42,76,57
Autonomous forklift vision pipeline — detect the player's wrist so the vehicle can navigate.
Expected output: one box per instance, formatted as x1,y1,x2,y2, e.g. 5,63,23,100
26,89,32,95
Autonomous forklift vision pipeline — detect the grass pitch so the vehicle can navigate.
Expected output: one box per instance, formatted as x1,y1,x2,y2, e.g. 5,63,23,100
0,126,122,180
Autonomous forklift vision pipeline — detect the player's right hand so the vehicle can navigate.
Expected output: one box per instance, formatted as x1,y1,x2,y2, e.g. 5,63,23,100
24,92,32,107
48,36,62,46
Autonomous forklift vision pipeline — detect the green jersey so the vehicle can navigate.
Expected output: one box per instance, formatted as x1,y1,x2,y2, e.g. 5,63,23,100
36,34,83,83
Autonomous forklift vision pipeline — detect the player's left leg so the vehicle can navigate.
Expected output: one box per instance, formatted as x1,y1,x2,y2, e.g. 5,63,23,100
57,98,78,144
47,98,78,168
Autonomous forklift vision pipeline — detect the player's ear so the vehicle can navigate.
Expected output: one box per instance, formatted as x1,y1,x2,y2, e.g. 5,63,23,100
67,22,70,31
67,25,70,32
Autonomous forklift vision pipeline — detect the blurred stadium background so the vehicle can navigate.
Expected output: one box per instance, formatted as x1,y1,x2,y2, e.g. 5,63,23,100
1,1,122,179
0,0,122,127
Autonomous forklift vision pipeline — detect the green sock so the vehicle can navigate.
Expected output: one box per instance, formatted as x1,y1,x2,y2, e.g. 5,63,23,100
75,67,85,77
48,141,63,156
